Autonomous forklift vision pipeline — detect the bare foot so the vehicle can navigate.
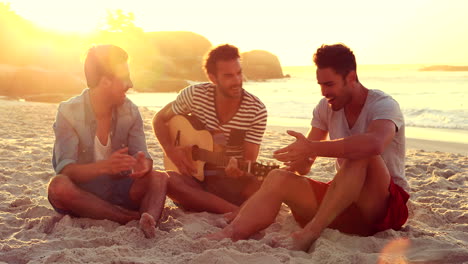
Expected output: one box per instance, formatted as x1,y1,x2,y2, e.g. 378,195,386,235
289,230,319,251
223,210,238,224
204,225,234,241
139,212,156,238
268,234,294,248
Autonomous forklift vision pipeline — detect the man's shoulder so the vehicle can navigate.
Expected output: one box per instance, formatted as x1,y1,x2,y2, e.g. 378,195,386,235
178,82,214,100
314,97,330,112
57,89,88,118
242,90,266,110
367,89,400,108
188,82,214,93
59,89,86,105
368,89,394,101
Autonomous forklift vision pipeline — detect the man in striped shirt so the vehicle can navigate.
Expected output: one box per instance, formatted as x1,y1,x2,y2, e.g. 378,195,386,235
152,44,268,215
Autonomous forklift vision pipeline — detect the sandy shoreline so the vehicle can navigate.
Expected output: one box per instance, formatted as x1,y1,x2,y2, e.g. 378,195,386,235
0,101,467,263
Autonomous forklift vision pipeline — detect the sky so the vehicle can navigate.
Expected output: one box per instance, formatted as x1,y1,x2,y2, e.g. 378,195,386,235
8,0,468,66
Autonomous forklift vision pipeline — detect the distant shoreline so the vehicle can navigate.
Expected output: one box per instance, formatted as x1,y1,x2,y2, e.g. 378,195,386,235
283,64,468,71
419,65,468,71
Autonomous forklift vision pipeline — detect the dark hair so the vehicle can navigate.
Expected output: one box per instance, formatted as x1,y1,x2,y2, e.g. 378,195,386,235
203,44,240,75
84,45,128,88
313,43,357,80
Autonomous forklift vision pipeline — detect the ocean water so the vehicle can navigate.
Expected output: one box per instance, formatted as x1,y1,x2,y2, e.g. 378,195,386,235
128,65,468,144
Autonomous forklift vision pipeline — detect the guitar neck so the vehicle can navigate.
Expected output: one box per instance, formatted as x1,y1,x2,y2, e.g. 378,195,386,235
192,145,279,177
193,147,254,171
195,147,229,167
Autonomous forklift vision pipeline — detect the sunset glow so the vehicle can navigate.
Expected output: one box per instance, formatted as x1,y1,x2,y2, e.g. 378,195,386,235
7,0,468,66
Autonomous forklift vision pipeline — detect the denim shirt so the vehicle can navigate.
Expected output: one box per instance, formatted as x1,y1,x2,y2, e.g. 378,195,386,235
52,88,151,174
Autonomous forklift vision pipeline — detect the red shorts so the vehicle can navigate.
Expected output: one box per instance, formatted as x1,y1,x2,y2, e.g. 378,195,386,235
291,178,409,236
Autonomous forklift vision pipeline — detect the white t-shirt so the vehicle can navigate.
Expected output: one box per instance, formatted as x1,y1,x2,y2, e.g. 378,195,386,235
94,135,112,162
312,89,409,191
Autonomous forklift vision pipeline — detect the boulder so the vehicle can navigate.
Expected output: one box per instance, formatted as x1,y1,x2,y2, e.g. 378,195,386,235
146,31,212,81
241,50,285,81
1,66,85,102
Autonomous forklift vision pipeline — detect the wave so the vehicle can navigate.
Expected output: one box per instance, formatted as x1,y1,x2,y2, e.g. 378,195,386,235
403,108,468,130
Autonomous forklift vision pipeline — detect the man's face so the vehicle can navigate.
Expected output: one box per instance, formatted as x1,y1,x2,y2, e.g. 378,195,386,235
316,67,352,111
209,59,243,99
108,62,133,106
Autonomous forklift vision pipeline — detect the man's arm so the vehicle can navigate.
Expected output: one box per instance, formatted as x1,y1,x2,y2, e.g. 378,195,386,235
311,119,396,159
275,120,396,162
152,102,195,175
243,142,260,162
54,106,139,183
61,148,137,183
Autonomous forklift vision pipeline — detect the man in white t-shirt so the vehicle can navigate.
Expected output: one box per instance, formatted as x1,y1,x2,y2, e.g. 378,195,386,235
207,43,410,251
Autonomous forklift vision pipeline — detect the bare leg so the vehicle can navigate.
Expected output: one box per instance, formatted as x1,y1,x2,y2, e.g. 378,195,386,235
206,169,318,241
48,175,140,224
166,171,238,214
130,170,169,238
290,156,390,251
208,156,391,251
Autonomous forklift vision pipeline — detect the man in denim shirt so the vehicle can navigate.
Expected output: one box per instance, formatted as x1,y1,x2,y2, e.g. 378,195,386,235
48,45,168,238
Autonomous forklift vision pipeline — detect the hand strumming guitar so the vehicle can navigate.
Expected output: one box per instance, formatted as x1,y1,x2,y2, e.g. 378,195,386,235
167,145,197,176
225,157,245,178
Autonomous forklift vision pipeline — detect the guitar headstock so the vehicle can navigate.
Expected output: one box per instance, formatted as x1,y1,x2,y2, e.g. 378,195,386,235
250,161,279,178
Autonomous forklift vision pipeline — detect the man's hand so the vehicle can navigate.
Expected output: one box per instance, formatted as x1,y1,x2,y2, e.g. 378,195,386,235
284,157,314,175
273,130,314,164
105,147,136,175
167,146,197,176
225,157,244,178
130,151,151,179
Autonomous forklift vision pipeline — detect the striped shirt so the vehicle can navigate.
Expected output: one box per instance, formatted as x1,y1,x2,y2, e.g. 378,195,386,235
172,82,267,158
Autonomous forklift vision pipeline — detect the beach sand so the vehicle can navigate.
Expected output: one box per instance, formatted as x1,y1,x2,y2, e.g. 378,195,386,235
0,100,467,264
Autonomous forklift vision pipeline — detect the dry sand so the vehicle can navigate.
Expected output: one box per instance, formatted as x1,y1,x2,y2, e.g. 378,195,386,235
0,100,467,264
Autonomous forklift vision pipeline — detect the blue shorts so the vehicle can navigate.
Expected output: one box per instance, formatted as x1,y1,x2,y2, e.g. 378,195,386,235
49,175,139,215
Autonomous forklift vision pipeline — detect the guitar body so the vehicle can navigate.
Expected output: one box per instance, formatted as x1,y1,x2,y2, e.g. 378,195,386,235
164,115,213,181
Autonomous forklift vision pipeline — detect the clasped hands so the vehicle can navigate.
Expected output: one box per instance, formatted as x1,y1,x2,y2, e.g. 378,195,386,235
106,147,150,179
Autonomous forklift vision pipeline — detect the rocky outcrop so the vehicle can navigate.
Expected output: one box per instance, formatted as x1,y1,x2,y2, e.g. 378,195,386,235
241,50,285,81
0,32,287,101
147,31,211,82
0,65,85,102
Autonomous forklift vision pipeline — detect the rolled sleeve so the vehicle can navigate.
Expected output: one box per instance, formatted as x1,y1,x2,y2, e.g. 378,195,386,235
52,110,79,174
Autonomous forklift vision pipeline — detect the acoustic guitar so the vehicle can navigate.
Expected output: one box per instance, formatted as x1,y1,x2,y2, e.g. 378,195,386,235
163,115,279,181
